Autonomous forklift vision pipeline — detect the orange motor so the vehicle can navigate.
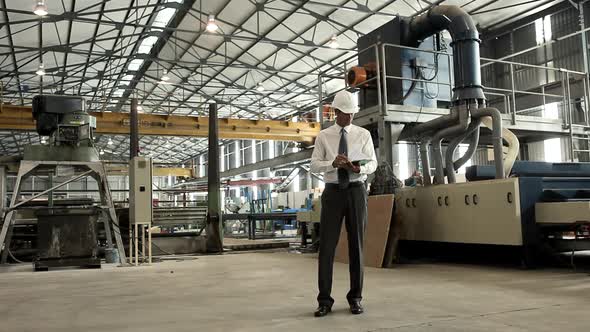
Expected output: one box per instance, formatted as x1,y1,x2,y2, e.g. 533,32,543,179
346,65,376,88
347,66,367,87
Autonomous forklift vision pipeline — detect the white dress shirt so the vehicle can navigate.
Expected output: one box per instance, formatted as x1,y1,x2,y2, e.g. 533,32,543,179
310,124,378,184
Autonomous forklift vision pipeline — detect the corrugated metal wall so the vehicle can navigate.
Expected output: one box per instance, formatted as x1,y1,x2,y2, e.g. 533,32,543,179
483,5,585,89
552,7,584,73
478,4,587,164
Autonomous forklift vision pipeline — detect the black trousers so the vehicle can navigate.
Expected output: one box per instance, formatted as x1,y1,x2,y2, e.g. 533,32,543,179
317,183,367,307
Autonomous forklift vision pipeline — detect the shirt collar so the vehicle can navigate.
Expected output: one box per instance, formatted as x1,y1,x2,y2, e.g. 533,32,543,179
335,123,352,133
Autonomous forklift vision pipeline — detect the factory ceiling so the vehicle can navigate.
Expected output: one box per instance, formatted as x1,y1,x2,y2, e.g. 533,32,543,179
0,0,564,162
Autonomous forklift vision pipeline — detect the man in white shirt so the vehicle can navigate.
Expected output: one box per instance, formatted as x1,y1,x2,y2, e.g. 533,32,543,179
310,90,377,317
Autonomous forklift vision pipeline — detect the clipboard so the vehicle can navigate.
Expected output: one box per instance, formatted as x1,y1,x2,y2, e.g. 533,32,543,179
351,159,371,166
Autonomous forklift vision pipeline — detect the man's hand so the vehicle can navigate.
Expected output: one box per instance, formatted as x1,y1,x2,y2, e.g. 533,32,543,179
332,154,349,168
343,160,361,173
333,155,361,173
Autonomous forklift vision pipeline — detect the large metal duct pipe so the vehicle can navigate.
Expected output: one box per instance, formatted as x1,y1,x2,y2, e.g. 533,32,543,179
405,111,458,139
402,5,485,139
420,136,433,185
445,118,482,184
404,5,485,104
432,105,470,184
452,126,480,170
481,116,520,177
400,5,485,168
470,107,505,179
417,107,458,185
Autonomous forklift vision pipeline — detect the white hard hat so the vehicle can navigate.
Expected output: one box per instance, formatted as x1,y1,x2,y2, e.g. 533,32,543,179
331,90,358,114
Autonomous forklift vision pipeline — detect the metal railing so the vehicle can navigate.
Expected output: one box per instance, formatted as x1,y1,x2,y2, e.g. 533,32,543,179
317,43,383,123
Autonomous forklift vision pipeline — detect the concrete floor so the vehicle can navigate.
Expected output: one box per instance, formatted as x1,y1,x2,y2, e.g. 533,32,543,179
0,252,589,332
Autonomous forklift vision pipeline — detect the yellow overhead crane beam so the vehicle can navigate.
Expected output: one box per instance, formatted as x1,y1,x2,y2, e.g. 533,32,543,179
0,105,320,143
2,161,196,178
0,161,194,177
106,166,195,177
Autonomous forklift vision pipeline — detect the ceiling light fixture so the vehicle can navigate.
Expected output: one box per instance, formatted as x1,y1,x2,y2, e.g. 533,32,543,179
137,105,143,112
36,63,45,76
40,136,46,144
256,83,265,92
107,138,113,145
99,149,105,155
328,34,339,49
161,72,170,81
206,14,218,32
33,0,48,16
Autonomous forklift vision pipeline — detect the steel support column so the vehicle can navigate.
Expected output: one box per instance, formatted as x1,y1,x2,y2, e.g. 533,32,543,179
130,98,139,158
377,119,405,168
0,166,5,212
579,2,590,70
206,103,223,253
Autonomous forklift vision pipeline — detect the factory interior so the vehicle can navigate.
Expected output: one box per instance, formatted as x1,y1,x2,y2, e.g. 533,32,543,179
1,0,590,331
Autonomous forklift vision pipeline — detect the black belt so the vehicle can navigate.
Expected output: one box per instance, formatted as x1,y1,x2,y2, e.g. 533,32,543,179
325,182,365,190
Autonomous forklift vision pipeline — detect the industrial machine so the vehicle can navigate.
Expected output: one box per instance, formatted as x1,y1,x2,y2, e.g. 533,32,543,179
350,16,452,111
296,197,321,224
26,95,98,161
35,207,101,269
128,156,153,265
296,196,321,250
0,95,127,270
339,5,590,266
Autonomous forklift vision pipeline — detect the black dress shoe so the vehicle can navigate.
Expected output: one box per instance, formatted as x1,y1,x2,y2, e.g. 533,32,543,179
314,305,331,317
349,302,364,315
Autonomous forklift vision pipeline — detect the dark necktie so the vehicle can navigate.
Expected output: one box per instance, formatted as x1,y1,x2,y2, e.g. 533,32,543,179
338,128,349,189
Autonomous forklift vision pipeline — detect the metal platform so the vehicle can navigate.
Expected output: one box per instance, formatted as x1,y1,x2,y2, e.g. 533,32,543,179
354,104,585,142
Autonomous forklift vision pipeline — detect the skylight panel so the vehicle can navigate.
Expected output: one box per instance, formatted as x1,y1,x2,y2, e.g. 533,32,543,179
128,59,145,71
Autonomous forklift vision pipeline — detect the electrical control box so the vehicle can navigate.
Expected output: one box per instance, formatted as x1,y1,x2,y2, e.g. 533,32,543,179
129,156,153,225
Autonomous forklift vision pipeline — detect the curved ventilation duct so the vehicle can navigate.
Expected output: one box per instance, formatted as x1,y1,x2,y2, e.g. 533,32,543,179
400,5,517,184
403,5,485,104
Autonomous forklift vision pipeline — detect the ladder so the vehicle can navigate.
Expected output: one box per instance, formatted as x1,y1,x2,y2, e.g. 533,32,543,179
569,126,590,162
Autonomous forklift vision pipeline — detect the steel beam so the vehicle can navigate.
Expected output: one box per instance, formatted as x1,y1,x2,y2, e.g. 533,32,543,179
199,149,313,181
1,0,24,105
0,105,320,143
77,1,106,96
478,0,563,31
205,0,399,120
106,166,194,177
114,0,197,111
